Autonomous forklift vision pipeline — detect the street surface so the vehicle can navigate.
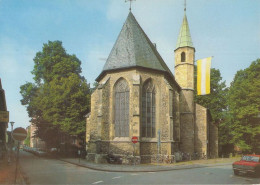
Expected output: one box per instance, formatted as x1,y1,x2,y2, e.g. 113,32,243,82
19,151,260,184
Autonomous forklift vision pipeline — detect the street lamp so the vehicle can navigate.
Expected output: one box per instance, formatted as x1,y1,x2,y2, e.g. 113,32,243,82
9,121,15,164
10,121,15,147
10,121,15,132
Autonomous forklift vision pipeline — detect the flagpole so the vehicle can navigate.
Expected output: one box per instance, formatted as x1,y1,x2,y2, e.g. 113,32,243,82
195,56,214,63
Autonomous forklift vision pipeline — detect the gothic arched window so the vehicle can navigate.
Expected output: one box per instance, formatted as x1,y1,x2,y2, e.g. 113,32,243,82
181,52,186,62
141,80,156,138
114,78,129,137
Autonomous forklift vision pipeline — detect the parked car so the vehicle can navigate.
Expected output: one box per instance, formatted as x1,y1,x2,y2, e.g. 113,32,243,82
232,154,260,177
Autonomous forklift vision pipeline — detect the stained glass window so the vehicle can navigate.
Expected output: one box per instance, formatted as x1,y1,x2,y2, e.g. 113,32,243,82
114,78,129,137
141,80,156,138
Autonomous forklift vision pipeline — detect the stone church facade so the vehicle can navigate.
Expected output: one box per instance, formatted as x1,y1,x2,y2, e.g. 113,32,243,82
86,11,218,164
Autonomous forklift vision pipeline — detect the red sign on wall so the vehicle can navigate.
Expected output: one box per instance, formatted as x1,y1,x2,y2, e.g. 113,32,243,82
131,136,138,144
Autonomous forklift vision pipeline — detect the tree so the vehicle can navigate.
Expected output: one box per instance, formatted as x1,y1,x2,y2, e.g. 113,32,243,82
24,128,30,146
194,67,231,153
228,59,260,152
20,41,90,148
91,81,99,93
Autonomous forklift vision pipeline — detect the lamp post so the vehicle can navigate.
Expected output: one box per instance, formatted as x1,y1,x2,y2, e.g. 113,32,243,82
9,121,15,162
10,121,14,146
10,121,14,132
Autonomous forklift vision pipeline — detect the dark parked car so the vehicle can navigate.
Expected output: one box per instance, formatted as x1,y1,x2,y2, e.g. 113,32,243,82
232,155,260,177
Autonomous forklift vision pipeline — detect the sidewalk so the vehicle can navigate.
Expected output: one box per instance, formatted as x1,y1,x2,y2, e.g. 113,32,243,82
59,157,240,172
0,160,26,185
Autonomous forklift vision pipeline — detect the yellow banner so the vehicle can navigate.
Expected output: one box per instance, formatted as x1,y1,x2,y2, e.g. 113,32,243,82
197,57,211,95
0,111,9,123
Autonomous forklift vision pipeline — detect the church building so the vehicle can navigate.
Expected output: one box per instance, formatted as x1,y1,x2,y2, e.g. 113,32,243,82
86,9,218,164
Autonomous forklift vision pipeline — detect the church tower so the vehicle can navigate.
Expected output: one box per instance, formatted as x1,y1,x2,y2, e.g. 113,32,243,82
174,9,195,154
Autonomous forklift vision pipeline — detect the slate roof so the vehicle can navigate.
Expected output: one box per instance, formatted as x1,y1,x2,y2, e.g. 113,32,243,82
96,12,174,81
175,13,194,49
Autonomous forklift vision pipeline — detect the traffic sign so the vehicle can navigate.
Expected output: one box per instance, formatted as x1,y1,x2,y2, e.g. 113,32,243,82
12,127,27,141
131,136,138,144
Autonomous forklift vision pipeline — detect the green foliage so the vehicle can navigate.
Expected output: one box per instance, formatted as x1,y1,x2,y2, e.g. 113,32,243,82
36,74,90,135
32,41,82,84
20,41,90,147
228,59,260,152
91,81,99,93
194,59,260,153
24,128,30,146
194,67,230,148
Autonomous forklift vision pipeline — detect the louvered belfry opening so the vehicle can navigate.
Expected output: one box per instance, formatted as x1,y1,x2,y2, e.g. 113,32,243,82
114,78,130,137
141,79,156,138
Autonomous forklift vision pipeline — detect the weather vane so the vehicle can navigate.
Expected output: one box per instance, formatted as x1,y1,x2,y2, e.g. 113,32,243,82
184,0,186,12
125,0,136,12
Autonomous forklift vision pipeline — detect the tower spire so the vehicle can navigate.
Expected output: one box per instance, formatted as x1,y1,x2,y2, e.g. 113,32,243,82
175,9,194,49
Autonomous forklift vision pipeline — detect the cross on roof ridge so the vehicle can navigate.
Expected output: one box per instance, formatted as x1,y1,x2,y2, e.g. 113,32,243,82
125,0,136,11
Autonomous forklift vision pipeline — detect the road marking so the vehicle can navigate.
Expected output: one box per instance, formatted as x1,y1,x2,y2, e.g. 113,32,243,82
112,176,121,179
230,175,253,181
131,173,139,176
148,172,155,174
92,181,103,184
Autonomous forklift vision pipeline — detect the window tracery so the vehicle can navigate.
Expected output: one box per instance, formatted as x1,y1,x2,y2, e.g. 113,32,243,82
114,78,129,137
142,80,156,138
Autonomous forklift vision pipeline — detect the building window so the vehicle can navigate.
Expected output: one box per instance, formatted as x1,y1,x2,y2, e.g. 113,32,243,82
181,52,186,62
142,80,156,138
114,78,129,137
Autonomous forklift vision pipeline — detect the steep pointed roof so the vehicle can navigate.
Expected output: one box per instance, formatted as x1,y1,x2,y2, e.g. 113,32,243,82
97,12,173,81
175,13,194,49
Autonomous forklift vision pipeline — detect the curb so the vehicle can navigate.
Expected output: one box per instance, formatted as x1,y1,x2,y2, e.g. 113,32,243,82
58,159,233,173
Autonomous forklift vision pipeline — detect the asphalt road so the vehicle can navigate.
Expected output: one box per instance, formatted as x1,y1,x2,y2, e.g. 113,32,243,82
19,151,260,185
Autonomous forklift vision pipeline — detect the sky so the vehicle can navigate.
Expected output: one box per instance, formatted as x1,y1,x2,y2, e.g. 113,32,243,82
0,0,259,130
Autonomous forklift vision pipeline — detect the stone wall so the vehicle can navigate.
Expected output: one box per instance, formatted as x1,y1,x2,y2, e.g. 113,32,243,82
179,90,195,154
174,47,195,89
195,104,208,156
195,104,218,158
180,112,194,154
209,122,218,158
86,68,181,163
174,47,195,155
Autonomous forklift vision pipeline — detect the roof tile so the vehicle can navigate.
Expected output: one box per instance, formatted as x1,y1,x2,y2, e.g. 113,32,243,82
101,12,173,77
